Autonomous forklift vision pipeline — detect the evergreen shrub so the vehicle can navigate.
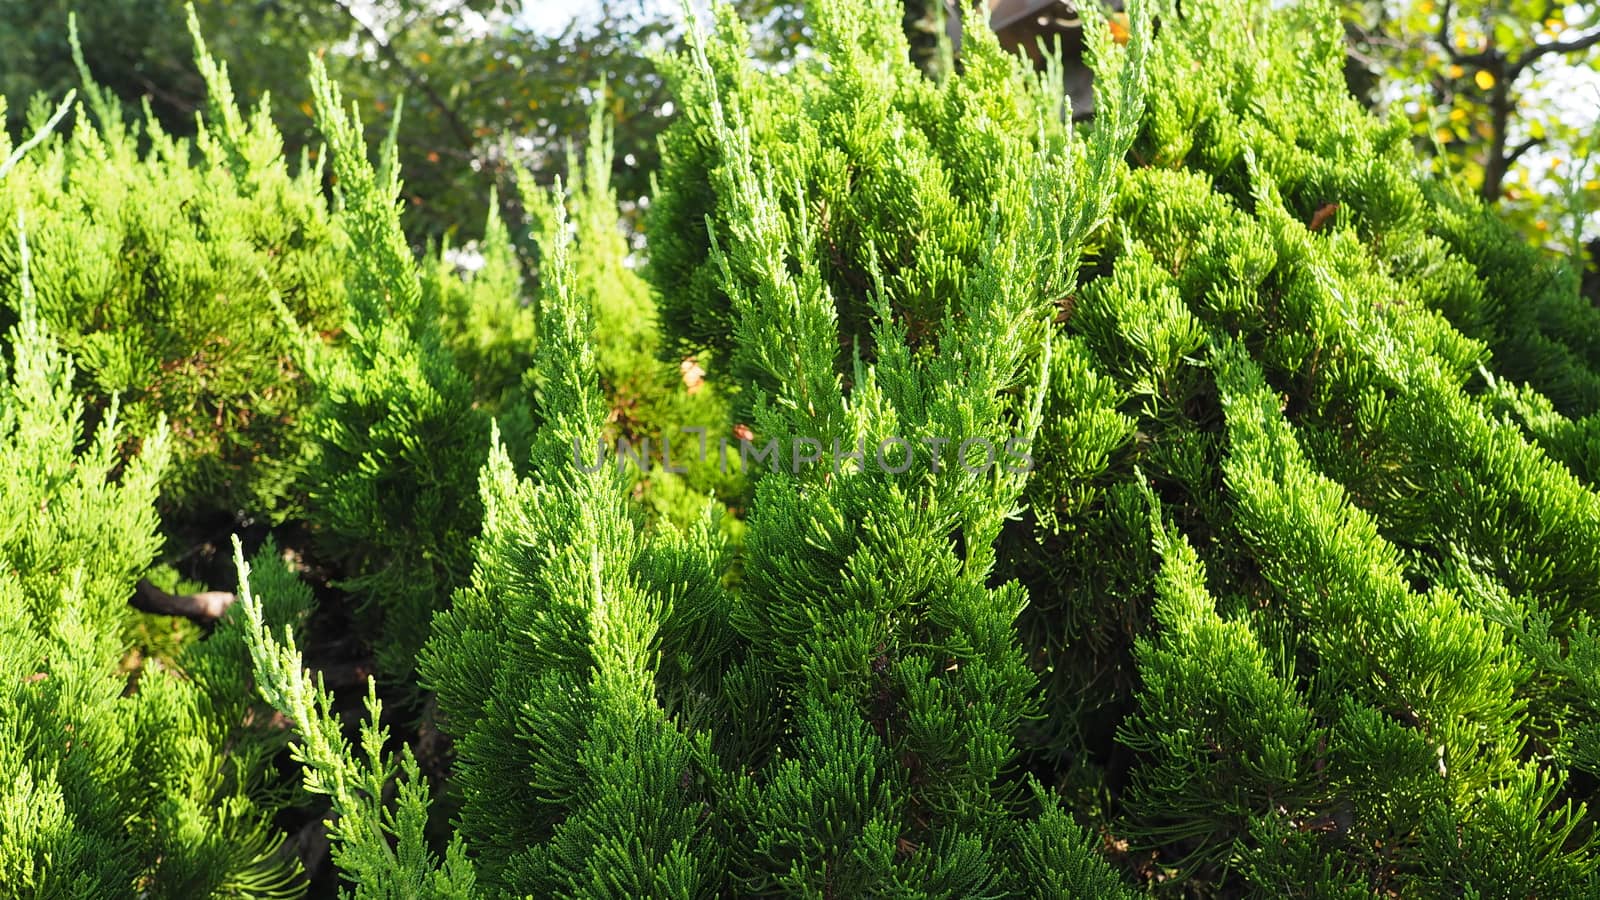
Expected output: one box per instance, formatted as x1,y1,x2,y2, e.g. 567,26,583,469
0,12,345,518
0,123,306,893
297,73,737,688
237,0,1149,893
648,0,1600,893
290,58,491,688
6,0,1596,895
544,102,744,534
1057,0,1600,891
421,183,537,439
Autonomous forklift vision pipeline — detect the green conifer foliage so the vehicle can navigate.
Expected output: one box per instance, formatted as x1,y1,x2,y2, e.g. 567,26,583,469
422,184,536,432
244,181,736,896
303,79,734,688
654,0,1600,891
241,3,1145,891
1117,488,1323,884
645,0,1157,762
1042,0,1600,890
539,100,744,533
234,536,477,898
428,0,1140,892
296,58,491,686
647,0,1142,418
422,183,727,895
0,12,345,518
0,144,301,893
207,0,1600,894
1428,189,1600,418
673,3,1144,878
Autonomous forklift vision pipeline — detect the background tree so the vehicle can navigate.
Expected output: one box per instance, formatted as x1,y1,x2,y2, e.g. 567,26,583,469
902,0,955,76
1,0,804,244
1343,0,1600,262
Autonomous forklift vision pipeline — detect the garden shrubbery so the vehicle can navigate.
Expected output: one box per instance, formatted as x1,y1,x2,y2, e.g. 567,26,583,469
3,0,1600,896
0,15,345,520
0,130,306,891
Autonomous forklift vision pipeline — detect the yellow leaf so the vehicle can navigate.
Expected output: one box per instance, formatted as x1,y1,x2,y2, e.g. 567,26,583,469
418,51,433,64
1108,12,1130,45
1435,127,1455,144
1584,180,1600,191
1450,107,1467,122
298,101,313,118
1475,70,1495,90
1447,64,1465,79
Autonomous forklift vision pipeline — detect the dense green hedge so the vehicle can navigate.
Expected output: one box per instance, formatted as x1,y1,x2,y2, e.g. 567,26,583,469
4,0,1600,896
647,0,1600,893
0,111,308,889
0,17,345,519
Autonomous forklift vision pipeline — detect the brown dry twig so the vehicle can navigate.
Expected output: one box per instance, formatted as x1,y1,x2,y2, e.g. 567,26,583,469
129,578,236,626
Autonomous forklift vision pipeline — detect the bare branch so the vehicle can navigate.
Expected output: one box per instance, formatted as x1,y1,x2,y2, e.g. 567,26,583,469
130,578,236,626
1505,137,1543,167
1514,25,1600,76
325,0,478,153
